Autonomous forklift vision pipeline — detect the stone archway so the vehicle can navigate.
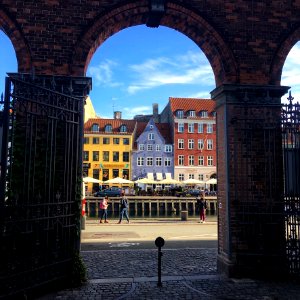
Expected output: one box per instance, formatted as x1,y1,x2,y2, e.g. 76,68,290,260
71,1,238,86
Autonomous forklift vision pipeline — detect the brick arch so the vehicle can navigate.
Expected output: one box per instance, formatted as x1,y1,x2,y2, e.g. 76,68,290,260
0,8,32,72
270,27,300,85
71,1,238,87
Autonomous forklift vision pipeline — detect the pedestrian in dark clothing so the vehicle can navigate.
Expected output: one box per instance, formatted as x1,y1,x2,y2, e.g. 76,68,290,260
196,194,207,223
118,193,129,224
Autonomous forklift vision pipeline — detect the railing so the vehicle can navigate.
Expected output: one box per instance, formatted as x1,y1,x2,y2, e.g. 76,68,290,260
85,196,218,218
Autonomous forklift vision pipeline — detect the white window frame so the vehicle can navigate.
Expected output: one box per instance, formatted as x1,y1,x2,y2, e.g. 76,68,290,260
189,174,195,179
188,123,194,133
188,139,194,149
147,144,153,151
188,155,194,166
178,155,184,166
177,110,184,118
148,133,154,140
178,174,185,181
207,124,213,133
137,157,144,166
207,156,213,166
146,157,153,166
139,144,144,151
198,139,204,150
207,139,213,150
164,157,171,166
156,157,162,166
178,139,184,149
165,145,172,152
198,123,203,133
198,174,204,181
198,156,204,166
156,144,161,151
189,110,195,117
178,123,184,133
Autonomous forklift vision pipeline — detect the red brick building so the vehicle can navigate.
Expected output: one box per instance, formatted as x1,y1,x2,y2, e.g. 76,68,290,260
161,97,216,183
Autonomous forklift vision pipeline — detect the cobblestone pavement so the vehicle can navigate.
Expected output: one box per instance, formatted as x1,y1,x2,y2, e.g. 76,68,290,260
44,248,300,300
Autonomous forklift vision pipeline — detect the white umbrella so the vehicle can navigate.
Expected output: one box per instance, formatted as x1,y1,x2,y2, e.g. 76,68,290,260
135,177,158,184
104,177,134,185
206,178,217,184
83,177,102,183
183,178,205,185
159,178,182,185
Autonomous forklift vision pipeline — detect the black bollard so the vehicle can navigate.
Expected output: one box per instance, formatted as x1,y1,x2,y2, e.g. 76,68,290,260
155,236,165,287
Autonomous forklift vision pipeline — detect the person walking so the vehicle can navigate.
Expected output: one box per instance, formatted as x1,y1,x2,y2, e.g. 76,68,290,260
99,196,109,223
118,192,129,224
196,194,207,223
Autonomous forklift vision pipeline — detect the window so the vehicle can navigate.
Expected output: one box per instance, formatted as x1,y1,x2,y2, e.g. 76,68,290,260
178,123,184,133
113,169,119,178
103,137,110,144
156,144,161,151
207,124,213,133
105,124,112,132
198,139,204,150
113,138,120,144
139,144,145,151
200,110,208,118
123,138,130,145
83,151,89,161
93,169,100,180
164,157,171,166
147,144,153,151
103,151,109,162
211,111,217,117
91,123,99,132
198,174,204,181
188,123,194,133
207,156,213,166
146,157,153,166
123,152,129,162
178,139,184,149
150,125,154,129
178,155,184,166
83,137,89,144
189,174,195,179
156,157,162,166
148,133,154,140
207,139,213,150
137,157,144,166
198,156,204,166
179,174,185,181
198,123,203,133
93,137,99,144
92,151,99,161
176,110,184,118
120,125,127,132
102,169,109,181
188,155,194,166
122,169,129,179
189,110,195,117
113,151,119,162
188,139,194,149
165,145,172,152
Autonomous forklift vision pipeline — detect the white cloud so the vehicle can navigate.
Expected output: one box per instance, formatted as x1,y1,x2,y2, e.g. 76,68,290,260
87,59,122,87
126,51,215,94
123,106,152,119
282,42,300,87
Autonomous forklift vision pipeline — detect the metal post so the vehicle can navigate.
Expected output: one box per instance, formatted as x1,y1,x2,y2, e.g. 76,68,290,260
155,237,165,287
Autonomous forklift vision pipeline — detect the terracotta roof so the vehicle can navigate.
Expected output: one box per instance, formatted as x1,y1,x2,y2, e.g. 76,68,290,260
169,97,216,118
156,123,172,144
135,122,148,139
84,118,136,134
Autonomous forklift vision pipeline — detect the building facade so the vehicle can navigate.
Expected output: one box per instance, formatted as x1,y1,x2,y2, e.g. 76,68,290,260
161,97,217,183
83,113,136,193
131,118,173,181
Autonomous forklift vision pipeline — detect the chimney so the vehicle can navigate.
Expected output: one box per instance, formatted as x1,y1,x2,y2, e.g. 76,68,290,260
153,103,159,123
114,111,122,119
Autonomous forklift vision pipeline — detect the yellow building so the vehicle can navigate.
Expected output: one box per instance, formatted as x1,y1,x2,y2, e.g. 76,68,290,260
83,112,137,194
84,96,97,123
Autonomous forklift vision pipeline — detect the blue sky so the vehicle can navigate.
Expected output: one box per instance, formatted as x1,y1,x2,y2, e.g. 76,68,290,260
1,25,299,119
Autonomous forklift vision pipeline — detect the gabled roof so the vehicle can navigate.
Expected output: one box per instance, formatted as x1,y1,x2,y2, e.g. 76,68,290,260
84,118,136,134
169,97,216,117
156,123,172,144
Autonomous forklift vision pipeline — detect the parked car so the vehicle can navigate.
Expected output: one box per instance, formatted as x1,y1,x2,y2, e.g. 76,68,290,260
94,187,123,197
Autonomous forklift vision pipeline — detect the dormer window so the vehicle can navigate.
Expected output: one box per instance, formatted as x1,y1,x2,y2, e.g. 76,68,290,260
188,110,195,117
176,110,184,119
211,111,217,117
91,123,99,132
105,124,112,132
199,110,208,118
120,124,127,132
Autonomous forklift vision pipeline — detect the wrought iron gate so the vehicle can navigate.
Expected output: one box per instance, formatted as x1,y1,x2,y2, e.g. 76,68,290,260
0,74,87,298
282,92,300,277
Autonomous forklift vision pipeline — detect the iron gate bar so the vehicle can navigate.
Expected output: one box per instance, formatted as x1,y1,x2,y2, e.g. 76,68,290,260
0,74,87,297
